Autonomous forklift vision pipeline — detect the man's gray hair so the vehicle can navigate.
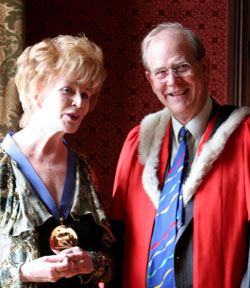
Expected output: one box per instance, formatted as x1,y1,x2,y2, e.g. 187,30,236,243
141,22,206,71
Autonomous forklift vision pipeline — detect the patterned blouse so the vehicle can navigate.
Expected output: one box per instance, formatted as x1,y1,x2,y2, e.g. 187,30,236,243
0,140,114,288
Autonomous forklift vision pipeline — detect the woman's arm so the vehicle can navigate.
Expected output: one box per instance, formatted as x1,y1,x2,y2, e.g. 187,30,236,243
19,253,75,283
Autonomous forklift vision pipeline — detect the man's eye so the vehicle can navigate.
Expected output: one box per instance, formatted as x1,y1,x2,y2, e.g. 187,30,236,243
175,64,190,72
155,70,167,78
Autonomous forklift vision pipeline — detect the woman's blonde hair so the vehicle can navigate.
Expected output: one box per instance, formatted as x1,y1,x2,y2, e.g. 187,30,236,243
15,34,106,128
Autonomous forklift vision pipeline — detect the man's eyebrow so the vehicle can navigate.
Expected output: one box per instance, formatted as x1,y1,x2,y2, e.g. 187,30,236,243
152,60,188,72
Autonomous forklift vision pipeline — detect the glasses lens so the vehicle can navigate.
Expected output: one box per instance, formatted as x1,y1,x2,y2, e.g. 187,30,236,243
154,63,192,83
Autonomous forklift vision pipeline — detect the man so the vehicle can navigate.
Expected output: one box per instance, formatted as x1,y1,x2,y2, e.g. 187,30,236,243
108,22,250,288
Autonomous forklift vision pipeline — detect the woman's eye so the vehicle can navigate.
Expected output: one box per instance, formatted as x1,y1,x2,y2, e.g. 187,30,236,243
62,87,73,93
81,92,89,99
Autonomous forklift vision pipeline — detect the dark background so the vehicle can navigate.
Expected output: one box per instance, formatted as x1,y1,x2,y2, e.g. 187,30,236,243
25,0,229,211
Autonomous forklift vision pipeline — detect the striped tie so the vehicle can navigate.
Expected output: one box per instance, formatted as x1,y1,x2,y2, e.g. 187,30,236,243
147,127,189,288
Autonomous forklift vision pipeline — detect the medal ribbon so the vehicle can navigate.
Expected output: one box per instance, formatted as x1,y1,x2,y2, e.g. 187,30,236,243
2,133,76,222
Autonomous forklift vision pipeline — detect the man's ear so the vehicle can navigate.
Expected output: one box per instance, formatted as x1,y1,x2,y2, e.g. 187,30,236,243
145,71,154,87
201,56,210,82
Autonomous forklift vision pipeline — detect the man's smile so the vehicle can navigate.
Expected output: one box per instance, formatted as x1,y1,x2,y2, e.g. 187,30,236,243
168,89,188,96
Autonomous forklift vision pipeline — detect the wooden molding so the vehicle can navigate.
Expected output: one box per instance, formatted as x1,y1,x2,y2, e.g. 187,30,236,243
229,0,249,106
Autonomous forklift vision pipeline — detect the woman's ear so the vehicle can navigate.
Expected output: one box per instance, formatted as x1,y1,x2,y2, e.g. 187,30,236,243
34,86,45,108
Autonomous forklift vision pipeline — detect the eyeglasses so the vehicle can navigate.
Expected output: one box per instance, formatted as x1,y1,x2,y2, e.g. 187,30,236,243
150,62,193,83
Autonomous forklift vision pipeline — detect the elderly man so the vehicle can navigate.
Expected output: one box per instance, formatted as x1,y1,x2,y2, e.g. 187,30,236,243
109,22,250,288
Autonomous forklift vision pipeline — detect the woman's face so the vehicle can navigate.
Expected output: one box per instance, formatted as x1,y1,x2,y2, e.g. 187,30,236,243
37,75,91,134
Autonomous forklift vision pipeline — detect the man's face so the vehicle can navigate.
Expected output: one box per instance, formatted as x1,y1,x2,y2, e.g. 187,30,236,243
145,30,210,125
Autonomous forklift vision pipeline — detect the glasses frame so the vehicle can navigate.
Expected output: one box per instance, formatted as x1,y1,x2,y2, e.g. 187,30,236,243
150,61,193,83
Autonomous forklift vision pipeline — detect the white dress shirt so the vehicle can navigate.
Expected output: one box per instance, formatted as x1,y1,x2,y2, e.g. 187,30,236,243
170,96,213,170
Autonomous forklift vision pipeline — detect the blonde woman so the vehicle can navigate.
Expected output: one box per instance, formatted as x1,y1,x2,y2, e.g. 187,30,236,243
0,35,114,287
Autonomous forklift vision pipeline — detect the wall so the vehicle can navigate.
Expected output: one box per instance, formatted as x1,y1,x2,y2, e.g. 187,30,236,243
25,0,228,211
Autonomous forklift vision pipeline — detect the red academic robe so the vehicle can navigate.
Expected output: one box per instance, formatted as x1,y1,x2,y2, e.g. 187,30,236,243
109,106,250,288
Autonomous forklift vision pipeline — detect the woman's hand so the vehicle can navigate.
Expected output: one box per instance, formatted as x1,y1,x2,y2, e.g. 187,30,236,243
19,247,94,283
60,247,94,278
20,253,72,282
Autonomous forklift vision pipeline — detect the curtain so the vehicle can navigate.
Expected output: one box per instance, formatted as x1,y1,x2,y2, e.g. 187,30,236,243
0,0,24,141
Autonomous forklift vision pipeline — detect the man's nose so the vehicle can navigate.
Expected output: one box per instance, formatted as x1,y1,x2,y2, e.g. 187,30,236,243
166,70,180,85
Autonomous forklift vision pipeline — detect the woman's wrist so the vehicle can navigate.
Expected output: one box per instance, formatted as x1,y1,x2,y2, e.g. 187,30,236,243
79,251,108,284
88,251,106,277
18,263,28,282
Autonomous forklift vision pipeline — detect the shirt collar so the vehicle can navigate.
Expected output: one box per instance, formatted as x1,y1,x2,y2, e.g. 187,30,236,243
172,96,212,142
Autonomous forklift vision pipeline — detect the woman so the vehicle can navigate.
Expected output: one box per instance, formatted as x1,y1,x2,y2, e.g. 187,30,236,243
0,35,114,287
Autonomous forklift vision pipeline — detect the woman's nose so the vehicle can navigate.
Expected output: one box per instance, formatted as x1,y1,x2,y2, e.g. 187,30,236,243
72,93,82,108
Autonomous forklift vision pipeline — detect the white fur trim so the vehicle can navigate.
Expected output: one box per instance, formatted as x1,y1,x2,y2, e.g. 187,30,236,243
183,106,250,206
138,107,250,209
139,108,171,208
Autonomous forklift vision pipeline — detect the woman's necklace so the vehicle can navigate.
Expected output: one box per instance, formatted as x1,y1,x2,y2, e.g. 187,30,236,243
49,217,78,254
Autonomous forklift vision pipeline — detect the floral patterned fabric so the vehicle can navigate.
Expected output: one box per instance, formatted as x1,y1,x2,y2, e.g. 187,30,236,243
0,144,114,287
0,0,24,141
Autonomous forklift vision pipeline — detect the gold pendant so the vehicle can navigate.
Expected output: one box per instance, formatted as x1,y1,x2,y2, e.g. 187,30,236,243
49,217,78,254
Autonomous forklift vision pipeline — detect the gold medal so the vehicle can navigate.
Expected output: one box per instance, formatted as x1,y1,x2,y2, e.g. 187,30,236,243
49,217,78,254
